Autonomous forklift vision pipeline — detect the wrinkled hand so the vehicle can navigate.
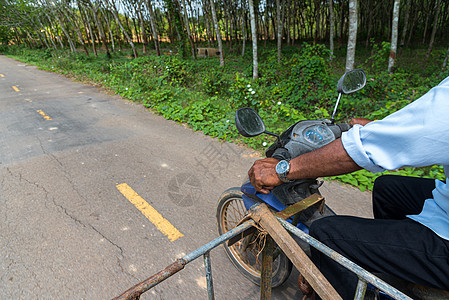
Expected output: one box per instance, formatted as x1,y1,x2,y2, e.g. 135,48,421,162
248,157,283,194
349,118,373,126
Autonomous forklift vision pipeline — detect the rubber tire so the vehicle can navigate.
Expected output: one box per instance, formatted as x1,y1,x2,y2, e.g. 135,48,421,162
216,187,293,288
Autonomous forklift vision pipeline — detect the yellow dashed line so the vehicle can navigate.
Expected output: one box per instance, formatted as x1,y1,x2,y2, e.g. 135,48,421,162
0,74,5,77
116,183,184,241
12,86,20,92
36,109,52,120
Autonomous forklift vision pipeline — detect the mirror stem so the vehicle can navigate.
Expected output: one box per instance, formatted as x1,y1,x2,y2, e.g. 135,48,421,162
330,93,342,124
264,131,281,143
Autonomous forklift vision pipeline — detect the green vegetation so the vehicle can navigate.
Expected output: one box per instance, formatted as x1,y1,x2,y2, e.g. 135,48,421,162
1,42,447,191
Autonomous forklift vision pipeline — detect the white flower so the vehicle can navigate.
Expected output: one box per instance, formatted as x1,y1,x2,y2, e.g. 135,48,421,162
262,142,267,146
226,120,230,123
247,84,251,88
277,101,282,105
125,88,128,90
248,88,253,92
251,91,255,94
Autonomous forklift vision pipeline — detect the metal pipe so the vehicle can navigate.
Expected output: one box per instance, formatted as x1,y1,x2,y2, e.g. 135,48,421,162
115,220,254,299
183,220,255,263
276,216,413,300
113,258,187,300
204,252,215,300
331,93,342,122
354,278,368,300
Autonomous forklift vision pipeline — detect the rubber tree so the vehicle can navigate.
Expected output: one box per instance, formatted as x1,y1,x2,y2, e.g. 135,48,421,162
63,1,90,56
388,0,400,73
45,0,76,53
398,0,410,56
241,0,246,57
276,0,283,62
426,0,442,58
209,0,224,66
181,0,196,59
442,44,449,70
328,0,334,59
107,0,138,58
145,0,161,56
249,0,258,79
345,0,358,71
87,0,111,56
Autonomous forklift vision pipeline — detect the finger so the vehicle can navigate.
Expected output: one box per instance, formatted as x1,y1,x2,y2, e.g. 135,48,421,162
257,185,274,194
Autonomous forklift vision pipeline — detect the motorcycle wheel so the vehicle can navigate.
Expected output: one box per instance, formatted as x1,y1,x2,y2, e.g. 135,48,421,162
216,188,293,288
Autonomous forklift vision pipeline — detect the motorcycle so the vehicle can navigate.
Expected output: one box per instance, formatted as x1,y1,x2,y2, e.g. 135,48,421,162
216,69,367,287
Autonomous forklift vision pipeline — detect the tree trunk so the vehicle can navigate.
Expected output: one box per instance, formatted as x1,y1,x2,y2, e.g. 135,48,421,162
249,0,258,79
364,0,373,48
64,3,90,56
241,1,246,57
202,0,212,46
88,1,110,56
426,0,441,58
276,0,283,62
108,0,138,58
37,17,57,49
137,6,147,54
45,14,64,49
406,1,417,47
345,0,358,71
398,0,410,56
81,4,98,57
187,0,198,43
34,26,50,49
388,0,400,73
181,0,196,59
422,2,430,44
146,0,161,56
292,0,296,46
314,0,320,44
338,0,345,45
209,0,224,66
442,44,449,70
100,6,115,52
329,0,334,58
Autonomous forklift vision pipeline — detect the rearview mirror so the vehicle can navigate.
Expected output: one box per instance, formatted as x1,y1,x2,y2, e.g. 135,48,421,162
337,69,367,94
235,107,265,137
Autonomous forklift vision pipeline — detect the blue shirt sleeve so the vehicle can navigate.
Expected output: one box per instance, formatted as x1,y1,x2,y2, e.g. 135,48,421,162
341,77,449,172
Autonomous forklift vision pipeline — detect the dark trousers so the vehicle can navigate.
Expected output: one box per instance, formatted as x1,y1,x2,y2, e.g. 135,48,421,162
310,175,449,299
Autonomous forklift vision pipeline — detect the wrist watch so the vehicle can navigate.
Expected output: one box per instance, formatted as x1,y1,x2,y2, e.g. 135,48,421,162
275,160,293,183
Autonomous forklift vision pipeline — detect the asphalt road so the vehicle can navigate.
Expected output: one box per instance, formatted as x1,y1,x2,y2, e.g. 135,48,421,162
0,55,373,299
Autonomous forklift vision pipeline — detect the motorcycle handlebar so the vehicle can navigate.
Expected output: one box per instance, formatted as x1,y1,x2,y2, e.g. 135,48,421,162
271,147,291,161
336,123,352,132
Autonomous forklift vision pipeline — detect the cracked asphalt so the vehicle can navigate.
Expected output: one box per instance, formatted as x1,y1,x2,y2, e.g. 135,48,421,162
0,55,373,299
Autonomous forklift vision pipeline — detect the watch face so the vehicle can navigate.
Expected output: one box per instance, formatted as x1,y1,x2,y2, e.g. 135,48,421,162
276,160,289,174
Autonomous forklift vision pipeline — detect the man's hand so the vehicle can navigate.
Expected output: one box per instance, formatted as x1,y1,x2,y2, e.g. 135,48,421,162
349,118,373,126
248,157,283,194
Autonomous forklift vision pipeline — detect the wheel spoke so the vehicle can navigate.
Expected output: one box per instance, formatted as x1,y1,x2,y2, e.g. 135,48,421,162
219,194,289,285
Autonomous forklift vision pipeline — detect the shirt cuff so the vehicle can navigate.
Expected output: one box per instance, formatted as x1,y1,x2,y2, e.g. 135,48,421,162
341,125,386,173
